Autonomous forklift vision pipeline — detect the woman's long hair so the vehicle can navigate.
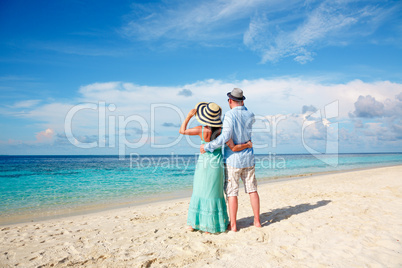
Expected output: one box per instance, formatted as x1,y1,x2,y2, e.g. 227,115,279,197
210,126,221,141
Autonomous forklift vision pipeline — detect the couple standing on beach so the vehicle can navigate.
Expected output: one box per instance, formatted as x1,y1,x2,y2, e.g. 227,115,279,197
179,88,261,233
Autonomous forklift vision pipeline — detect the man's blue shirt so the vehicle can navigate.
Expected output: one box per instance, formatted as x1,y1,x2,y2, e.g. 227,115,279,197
204,106,255,168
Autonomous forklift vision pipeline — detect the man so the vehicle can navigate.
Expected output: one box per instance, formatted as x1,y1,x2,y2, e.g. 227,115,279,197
200,88,261,232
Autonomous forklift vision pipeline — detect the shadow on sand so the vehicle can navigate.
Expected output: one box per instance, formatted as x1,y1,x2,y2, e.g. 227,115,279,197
236,200,332,230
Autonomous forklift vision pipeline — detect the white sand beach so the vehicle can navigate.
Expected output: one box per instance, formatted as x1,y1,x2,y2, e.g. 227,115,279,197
1,165,401,267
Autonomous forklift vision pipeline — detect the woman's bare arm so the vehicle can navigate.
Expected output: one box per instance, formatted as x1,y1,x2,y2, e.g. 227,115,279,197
226,139,252,152
179,109,202,136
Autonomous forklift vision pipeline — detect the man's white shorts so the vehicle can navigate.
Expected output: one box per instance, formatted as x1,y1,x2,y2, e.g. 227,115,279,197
224,165,257,197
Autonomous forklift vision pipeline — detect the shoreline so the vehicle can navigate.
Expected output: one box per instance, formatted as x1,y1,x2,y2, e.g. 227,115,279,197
1,163,401,227
1,152,401,157
1,165,401,267
258,162,402,184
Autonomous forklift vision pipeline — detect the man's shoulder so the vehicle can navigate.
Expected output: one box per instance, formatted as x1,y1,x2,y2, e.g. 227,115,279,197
223,109,235,120
224,108,235,115
225,106,254,118
242,106,254,117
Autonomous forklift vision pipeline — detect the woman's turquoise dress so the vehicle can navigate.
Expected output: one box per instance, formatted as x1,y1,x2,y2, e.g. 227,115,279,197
187,126,229,233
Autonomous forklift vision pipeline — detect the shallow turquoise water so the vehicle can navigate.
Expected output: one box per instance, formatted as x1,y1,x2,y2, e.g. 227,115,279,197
0,153,401,222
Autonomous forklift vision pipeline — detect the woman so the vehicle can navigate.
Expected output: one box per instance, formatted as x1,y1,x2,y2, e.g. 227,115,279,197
179,102,252,233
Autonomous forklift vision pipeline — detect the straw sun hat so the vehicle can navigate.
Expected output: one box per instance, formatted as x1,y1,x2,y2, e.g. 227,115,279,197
195,102,222,127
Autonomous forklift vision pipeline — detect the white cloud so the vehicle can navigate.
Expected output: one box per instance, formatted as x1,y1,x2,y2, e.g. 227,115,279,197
36,128,54,143
122,0,399,63
11,99,41,108
302,105,318,114
351,95,385,118
122,0,292,43
16,103,76,133
245,0,394,63
346,92,402,145
4,77,402,154
334,93,402,153
177,89,193,97
13,79,402,126
350,92,402,118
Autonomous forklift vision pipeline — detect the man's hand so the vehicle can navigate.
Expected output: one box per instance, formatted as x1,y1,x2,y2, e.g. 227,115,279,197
246,140,253,148
200,144,206,154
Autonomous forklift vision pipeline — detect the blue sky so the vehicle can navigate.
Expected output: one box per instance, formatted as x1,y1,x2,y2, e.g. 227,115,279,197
1,0,402,155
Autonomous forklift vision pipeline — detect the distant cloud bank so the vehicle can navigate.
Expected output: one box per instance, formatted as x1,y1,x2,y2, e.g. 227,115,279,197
2,77,402,154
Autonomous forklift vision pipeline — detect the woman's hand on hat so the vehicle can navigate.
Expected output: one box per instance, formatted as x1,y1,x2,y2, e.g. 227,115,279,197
187,109,197,118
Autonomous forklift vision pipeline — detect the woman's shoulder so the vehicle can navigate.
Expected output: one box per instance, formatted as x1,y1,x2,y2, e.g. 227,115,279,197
202,126,211,137
201,126,211,142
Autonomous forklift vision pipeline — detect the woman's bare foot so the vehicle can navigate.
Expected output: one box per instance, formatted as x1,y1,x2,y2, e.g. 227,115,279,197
186,226,194,231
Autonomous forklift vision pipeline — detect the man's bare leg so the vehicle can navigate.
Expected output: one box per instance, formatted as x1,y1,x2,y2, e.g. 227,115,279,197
228,196,238,232
249,191,261,227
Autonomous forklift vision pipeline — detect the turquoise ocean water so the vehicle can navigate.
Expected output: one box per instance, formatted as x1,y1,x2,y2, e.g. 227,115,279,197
1,153,401,224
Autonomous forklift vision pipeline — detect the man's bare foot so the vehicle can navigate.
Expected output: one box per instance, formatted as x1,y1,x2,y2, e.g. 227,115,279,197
254,221,262,228
227,223,237,232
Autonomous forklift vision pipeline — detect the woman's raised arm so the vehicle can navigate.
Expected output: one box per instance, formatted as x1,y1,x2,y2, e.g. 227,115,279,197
179,109,202,136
